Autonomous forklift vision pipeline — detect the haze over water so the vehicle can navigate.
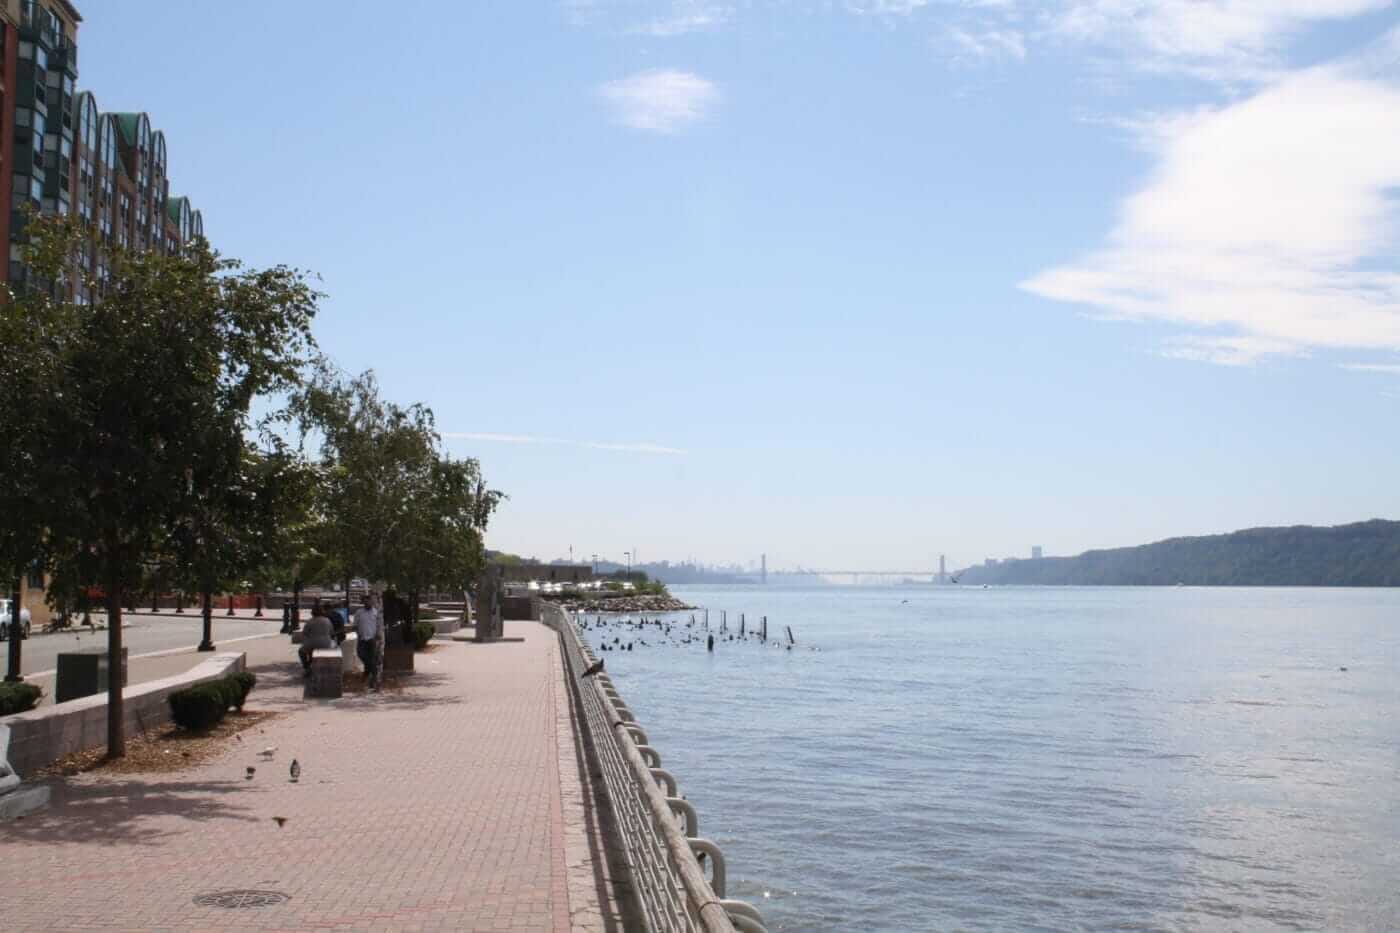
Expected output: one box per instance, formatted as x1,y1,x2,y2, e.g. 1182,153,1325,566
580,585,1400,931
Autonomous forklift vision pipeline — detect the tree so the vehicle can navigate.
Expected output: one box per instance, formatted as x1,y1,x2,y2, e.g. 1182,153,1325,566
28,215,318,757
0,219,80,679
167,442,320,651
288,365,501,618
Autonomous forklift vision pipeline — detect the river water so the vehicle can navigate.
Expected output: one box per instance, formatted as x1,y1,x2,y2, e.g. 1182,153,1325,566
577,585,1400,931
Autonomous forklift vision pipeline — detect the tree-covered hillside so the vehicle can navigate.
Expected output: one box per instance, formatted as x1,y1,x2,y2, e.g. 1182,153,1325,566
958,520,1400,586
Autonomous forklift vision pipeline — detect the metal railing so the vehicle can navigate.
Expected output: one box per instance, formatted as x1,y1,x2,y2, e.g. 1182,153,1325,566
543,603,768,933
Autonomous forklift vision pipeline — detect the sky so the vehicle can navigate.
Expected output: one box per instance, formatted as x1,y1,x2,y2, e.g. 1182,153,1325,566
78,1,1400,571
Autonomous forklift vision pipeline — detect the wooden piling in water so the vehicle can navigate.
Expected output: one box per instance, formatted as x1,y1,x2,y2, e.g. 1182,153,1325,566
762,616,767,642
740,614,745,637
786,625,795,644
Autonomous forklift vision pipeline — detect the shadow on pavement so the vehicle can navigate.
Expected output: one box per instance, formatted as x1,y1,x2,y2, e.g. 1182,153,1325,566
1,778,260,847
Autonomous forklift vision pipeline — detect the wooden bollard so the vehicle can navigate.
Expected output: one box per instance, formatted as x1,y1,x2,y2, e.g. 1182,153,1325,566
227,594,236,616
254,595,264,617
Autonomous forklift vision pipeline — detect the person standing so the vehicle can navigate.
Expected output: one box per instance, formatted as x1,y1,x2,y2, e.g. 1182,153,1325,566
354,592,382,690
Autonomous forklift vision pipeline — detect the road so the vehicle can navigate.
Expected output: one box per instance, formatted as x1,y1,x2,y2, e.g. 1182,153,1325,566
11,611,282,676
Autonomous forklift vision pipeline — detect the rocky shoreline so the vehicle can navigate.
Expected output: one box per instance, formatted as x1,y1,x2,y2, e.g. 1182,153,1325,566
550,594,696,614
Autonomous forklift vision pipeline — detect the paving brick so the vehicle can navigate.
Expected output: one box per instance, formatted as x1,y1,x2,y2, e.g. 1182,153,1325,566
0,621,630,930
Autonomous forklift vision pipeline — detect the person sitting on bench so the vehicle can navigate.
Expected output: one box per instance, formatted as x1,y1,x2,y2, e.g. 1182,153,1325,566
299,601,336,675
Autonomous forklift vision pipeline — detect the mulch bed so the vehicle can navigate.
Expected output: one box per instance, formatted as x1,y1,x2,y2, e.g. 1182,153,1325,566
33,710,283,778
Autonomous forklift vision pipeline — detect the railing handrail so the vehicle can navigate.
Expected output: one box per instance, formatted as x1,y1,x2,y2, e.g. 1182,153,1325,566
543,603,767,932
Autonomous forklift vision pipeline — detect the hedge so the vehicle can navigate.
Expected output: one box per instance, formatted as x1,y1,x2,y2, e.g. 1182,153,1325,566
0,682,42,715
168,672,258,731
228,672,257,711
411,621,436,651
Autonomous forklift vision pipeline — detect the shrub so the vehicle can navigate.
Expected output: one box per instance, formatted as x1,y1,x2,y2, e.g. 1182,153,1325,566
228,672,257,711
168,681,230,731
0,682,42,715
411,621,436,651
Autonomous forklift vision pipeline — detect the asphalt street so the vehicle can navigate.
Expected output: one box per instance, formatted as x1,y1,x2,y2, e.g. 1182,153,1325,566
9,611,281,676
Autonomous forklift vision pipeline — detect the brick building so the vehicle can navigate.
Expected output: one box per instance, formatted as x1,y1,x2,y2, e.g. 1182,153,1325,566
1,0,205,626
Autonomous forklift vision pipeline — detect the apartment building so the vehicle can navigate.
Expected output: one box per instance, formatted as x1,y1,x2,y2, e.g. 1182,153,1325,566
2,0,203,298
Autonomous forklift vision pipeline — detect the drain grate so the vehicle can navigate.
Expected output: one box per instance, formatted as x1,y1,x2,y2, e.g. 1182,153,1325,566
192,889,290,909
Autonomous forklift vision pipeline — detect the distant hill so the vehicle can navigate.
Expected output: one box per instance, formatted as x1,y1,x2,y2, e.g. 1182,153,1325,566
957,520,1400,586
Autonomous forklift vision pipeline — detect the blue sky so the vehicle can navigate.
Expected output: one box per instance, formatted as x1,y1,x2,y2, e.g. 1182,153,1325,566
80,1,1400,570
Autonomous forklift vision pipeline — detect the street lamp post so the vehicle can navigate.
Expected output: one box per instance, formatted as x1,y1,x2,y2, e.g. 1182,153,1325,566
198,589,215,651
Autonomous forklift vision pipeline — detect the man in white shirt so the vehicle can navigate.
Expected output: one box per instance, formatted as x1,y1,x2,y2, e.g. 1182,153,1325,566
353,592,381,690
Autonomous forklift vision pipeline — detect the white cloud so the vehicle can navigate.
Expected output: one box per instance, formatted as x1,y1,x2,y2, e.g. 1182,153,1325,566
1023,47,1400,365
1051,0,1392,80
444,432,685,455
945,25,1027,61
599,69,719,133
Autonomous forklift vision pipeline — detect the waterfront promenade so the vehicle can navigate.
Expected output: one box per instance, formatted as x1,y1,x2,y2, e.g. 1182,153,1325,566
0,621,632,931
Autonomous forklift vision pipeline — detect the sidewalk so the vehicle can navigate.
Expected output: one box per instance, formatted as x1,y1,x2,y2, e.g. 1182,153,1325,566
0,621,632,931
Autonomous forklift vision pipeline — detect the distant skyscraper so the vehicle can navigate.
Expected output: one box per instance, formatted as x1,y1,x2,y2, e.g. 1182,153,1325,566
1032,546,1043,560
761,553,767,584
939,554,947,584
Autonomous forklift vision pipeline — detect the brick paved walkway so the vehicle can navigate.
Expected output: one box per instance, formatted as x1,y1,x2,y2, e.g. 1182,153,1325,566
0,621,633,931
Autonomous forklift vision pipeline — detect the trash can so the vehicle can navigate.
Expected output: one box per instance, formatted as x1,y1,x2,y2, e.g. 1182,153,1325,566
55,648,129,704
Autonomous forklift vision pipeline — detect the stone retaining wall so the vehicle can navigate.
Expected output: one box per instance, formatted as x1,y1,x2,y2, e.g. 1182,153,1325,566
1,651,245,777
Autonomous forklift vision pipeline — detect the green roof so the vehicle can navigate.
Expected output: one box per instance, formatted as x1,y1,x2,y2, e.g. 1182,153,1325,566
111,112,145,147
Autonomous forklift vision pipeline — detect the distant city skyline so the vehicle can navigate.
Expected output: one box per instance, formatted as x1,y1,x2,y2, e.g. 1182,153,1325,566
76,2,1400,568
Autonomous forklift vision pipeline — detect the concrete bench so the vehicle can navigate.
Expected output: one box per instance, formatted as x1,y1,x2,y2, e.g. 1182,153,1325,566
305,649,343,699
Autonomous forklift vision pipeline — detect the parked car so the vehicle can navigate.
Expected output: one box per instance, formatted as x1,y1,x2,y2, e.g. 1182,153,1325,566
0,598,32,641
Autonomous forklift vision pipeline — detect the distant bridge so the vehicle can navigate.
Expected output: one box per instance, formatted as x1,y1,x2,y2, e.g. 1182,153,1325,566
770,569,952,584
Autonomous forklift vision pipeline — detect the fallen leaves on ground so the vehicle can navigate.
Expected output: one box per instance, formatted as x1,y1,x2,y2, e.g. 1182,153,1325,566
33,710,284,777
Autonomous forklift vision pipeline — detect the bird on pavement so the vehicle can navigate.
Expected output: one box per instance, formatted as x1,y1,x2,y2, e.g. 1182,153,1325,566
290,759,301,783
580,658,605,679
259,746,277,759
272,816,288,828
245,766,256,780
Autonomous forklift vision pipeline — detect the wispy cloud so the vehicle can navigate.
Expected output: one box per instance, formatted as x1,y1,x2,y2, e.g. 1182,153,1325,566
845,0,931,14
444,432,685,455
1022,35,1400,366
1050,0,1391,81
629,1,733,36
1341,362,1400,374
944,25,1027,62
599,69,719,133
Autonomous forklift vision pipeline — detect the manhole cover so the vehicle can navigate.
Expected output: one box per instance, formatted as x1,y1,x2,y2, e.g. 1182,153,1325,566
192,889,290,909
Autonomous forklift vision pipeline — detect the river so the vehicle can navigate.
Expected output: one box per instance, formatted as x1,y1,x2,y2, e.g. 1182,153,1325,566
577,584,1400,931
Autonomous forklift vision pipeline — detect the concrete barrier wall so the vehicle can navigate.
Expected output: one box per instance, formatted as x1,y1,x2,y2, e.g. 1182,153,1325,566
1,651,246,778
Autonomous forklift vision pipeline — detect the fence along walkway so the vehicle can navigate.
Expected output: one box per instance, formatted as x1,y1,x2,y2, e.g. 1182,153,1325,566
544,603,768,933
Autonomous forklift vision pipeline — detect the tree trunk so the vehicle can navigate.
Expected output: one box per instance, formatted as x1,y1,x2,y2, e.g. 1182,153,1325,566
5,575,22,682
198,589,215,651
106,586,125,759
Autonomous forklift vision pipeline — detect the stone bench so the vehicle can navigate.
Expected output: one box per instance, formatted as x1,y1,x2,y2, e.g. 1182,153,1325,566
305,649,343,699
